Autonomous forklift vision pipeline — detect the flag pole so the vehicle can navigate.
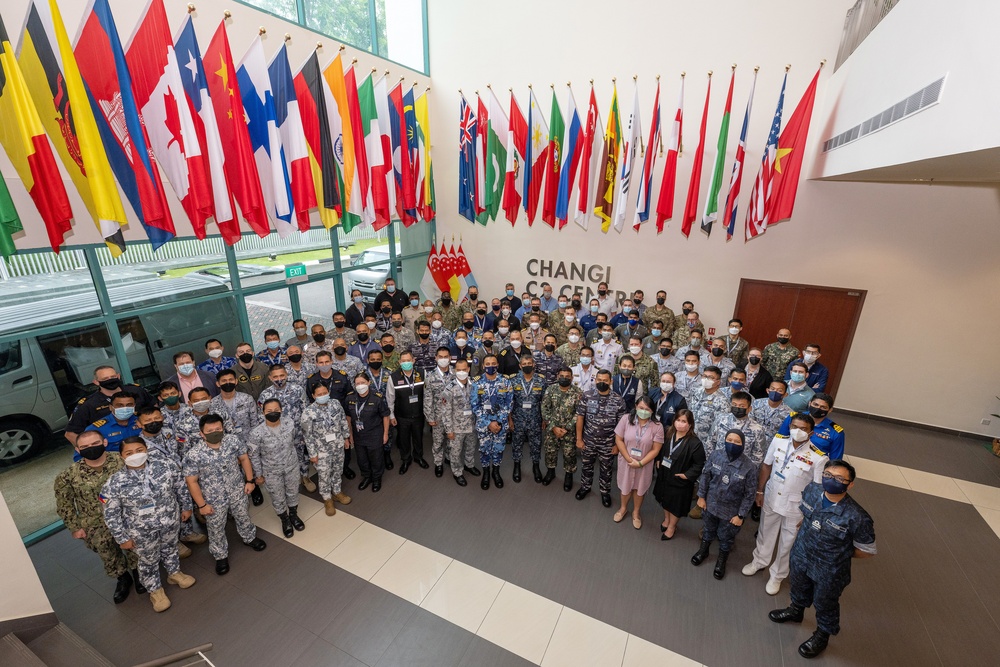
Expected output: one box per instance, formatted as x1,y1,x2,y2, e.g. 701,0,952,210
187,3,196,14
657,75,664,157
223,10,231,21
634,74,644,158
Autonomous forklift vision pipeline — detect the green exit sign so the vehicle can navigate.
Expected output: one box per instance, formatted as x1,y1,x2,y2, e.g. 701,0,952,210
285,264,307,284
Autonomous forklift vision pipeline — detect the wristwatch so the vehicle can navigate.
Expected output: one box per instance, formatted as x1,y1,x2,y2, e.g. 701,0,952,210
737,514,745,521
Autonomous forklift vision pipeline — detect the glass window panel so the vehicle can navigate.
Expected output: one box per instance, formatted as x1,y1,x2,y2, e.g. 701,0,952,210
230,230,338,288
343,260,394,307
303,0,374,51
379,0,425,71
240,0,298,21
245,287,296,351
0,249,100,336
296,277,341,327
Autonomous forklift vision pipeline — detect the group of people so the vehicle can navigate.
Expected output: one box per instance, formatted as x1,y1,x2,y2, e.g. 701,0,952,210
53,277,875,659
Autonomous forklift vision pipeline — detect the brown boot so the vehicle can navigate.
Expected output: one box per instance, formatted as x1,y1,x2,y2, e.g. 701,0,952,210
301,475,317,493
333,492,352,505
324,498,336,516
166,571,196,589
177,542,192,559
149,588,171,612
181,532,207,545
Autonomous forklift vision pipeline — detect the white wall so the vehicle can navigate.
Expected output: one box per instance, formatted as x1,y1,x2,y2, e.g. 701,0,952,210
425,0,1000,435
0,492,52,624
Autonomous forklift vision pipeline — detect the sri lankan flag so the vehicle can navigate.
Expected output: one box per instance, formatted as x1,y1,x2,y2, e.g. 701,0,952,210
0,13,71,253
18,0,126,256
593,84,621,233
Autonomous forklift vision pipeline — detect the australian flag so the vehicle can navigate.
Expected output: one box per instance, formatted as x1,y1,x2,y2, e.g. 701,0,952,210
458,96,477,222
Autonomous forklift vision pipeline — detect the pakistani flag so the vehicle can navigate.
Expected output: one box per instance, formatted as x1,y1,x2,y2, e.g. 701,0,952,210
0,175,22,257
701,70,735,235
486,88,509,221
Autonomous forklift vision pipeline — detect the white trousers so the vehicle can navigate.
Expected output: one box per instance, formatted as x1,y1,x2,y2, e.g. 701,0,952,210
750,500,800,581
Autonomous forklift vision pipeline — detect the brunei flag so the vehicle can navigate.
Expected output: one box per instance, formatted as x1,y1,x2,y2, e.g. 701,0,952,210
0,14,72,253
18,0,126,255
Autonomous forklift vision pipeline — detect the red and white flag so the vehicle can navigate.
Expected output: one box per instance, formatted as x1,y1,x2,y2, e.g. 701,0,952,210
502,92,526,224
655,76,684,233
681,74,711,237
575,85,602,231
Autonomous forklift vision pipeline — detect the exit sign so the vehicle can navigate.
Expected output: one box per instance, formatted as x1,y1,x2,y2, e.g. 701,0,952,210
285,264,307,284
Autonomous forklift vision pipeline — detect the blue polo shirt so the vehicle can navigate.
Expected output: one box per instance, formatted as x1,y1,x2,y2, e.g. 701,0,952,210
777,413,845,460
81,416,142,461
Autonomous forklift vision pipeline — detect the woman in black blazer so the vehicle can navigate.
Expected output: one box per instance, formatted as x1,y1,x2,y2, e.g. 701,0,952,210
745,347,774,400
653,409,706,540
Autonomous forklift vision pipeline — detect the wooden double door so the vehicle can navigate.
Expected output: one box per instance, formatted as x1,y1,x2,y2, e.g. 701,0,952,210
733,279,866,398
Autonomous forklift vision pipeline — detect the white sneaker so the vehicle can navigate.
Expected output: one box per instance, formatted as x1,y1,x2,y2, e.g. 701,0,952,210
742,562,761,576
765,577,782,595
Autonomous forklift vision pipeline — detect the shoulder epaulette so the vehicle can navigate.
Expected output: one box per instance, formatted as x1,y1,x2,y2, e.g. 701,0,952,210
809,444,825,456
307,372,317,378
832,423,844,433
77,397,87,405
775,433,789,439
789,411,799,417
472,375,482,381
338,369,347,375
93,419,107,427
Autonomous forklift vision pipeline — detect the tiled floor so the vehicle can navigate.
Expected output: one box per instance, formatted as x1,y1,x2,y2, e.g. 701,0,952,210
27,415,1000,666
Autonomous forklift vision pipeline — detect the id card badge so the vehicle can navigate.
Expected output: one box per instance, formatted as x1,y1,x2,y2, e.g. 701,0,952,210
355,420,365,431
484,401,493,411
629,447,643,459
522,401,533,410
324,433,339,443
409,395,419,404
137,502,155,517
663,457,673,469
462,409,473,416
775,471,786,480
587,400,598,415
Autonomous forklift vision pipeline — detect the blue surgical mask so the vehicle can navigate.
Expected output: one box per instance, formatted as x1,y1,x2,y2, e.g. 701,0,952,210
113,406,134,420
266,341,280,350
580,357,592,366
768,390,783,402
178,363,195,376
730,381,745,391
400,361,414,371
353,296,363,303
622,306,631,314
387,285,396,293
628,318,638,326
651,329,662,337
506,289,514,297
590,305,598,313
790,371,806,383
725,442,743,461
410,298,419,307
823,475,850,495
314,394,331,405
484,365,498,375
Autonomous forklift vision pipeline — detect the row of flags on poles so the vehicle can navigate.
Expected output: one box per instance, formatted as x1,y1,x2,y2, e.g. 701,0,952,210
0,0,434,258
458,65,820,242
419,241,478,301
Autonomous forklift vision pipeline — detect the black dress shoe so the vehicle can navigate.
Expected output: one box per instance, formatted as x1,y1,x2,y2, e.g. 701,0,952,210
415,458,429,469
464,466,481,477
383,453,394,470
444,458,451,466
541,468,555,485
455,475,467,487
532,462,543,483
435,464,444,477
601,493,612,508
113,573,132,604
250,485,264,506
512,461,522,483
481,466,491,490
768,606,804,624
398,462,410,475
372,479,382,492
751,505,761,522
358,477,372,490
245,538,267,551
288,508,305,531
493,466,504,488
344,467,356,480
131,568,147,594
798,630,830,659
661,532,673,541
279,512,294,538
215,558,230,575
691,540,711,566
575,488,590,500
713,550,729,580
563,472,574,492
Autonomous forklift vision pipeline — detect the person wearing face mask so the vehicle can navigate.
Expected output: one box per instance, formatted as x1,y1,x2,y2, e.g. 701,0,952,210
166,351,220,402
449,329,477,370
776,393,845,460
426,347,459,477
329,337,366,378
457,313,484,348
537,282,558,312
459,287,481,315
492,319,512,349
375,302,395,334
641,319,668,358
171,388,234,459
156,382,189,435
761,328,799,385
330,312,358,345
541,367,583,490
510,353,547,483
283,345,317,389
710,392,768,470
584,314,609,346
257,365,313,493
751,380,792,443
184,414,267,576
705,338,735,384
402,291,424,330
648,372,688,429
306,351,353,409
769,460,876,659
642,291,676,340
211,369,263,443
428,313,451,347
364,316,383,344
285,319,311,348
743,348,773,400
66,365,154,446
675,330,710,368
501,283,522,314
686,367,727,455
654,339,683,377
612,396,664,529
346,289,376,329
83,393,142,461
348,323,380,363
609,299,635,329
389,312,415,352
256,329,288,367
783,361,816,413
379,334,402,372
410,321,437,374
387,351,429,473
579,299,601,334
521,313,549,353
233,342,273,401
744,414,826,595
198,339,237,375
556,326,584,367
614,306,648,345
718,368,748,402
470,355,514,489
248,399,306,537
513,293,532,322
652,409,704,540
435,290,463,331
55,429,140,604
546,304,574,346
674,351,704,398
101,438,196,612
472,331,497,374
494,332,521,378
593,323,623,372
574,369,627,507
364,350,396,472
303,324,335,364
784,343,828,392
483,299,502,332
595,281,619,317
723,318,750,368
300,384,353,516
346,373,391,492
375,277,408,314
630,290,647,318
691,429,757,580
496,300,522,332
611,355,645,412
533,334,563,385
620,335,658,389
671,308,705,349
571,347,599,393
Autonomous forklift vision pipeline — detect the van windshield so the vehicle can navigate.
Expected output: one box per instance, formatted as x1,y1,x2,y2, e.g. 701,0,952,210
354,251,389,266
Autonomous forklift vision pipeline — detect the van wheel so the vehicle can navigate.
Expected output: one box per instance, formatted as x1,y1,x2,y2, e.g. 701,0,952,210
0,420,45,464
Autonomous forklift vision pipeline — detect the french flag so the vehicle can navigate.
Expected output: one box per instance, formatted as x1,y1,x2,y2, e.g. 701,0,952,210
268,44,316,231
555,87,584,228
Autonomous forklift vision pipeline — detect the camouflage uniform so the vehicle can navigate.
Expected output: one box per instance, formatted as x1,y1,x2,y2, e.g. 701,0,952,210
247,421,300,515
141,431,196,540
410,339,437,374
521,326,549,353
300,400,351,500
723,336,750,368
698,448,757,552
258,383,309,476
656,353,684,377
751,398,793,442
284,361,317,390
182,436,257,559
555,343,583,369
626,353,660,390
642,304,676,339
54,454,137,578
424,367,453,467
510,372,546,464
172,409,233,462
761,342,800,384
429,325,451,348
541,383,581,472
532,350,563,385
675,345,711,367
389,325,416,353
674,371,704,398
210,392,262,441
705,356,736,384
101,459,191,593
710,412,768,464
381,349,401,372
547,315,570,346
671,321,705,348
302,339,335,364
470,373,514,467
575,389,627,494
159,403,190,435
331,325,359,345
332,354,366,379
437,303,463,331
440,377,478,477
687,387,728,450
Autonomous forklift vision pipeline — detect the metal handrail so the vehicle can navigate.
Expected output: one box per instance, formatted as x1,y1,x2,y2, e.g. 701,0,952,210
834,0,901,70
131,643,214,667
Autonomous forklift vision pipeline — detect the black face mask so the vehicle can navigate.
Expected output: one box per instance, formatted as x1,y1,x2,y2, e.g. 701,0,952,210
482,340,493,348
334,321,346,329
656,297,666,305
492,305,501,312
264,412,282,423
78,444,106,460
287,354,303,363
633,298,642,305
219,382,237,393
313,333,326,343
598,289,607,296
468,293,478,301
731,406,748,419
711,346,725,357
418,332,429,339
660,348,671,357
357,333,369,343
369,361,383,371
558,377,572,387
382,345,395,354
522,365,534,374
381,307,392,314
748,356,761,365
204,431,224,445
238,352,254,363
334,346,347,356
682,308,692,316
777,337,790,345
809,406,829,420
441,296,451,305
464,322,474,329
392,321,402,328
144,421,164,435
531,306,540,312
98,378,122,391
571,300,581,310
476,309,486,317
544,344,556,352
596,381,611,393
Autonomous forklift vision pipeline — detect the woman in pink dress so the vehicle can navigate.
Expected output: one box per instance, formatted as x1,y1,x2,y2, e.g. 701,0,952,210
613,395,665,529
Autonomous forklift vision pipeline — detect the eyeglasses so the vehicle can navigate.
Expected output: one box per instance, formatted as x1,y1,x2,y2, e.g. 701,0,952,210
822,472,851,485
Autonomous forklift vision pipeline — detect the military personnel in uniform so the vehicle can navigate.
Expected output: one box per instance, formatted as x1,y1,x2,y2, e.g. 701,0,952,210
389,312,416,352
710,392,768,467
429,312,451,347
532,334,563,385
671,309,705,349
687,366,727,449
286,319,311,348
184,414,266,575
621,336,658,390
614,312,647,347
65,365,154,446
768,460,876,659
574,370,627,507
156,381,188,432
705,339,736,384
388,351,428,471
425,347,455,477
233,342,272,400
521,313,548,353
440,359,480,486
509,353,546,483
284,346,316,389
472,332,497,374
198,339,237,375
673,301,695,335
329,312,358,346
300,384,353,516
83,392,142,460
723,319,750,368
776,393,845,460
470,355,513,490
303,324,335,364
308,351,353,409
257,364,313,493
457,312,483,347
675,351,704,398
571,347,598,393
496,332,524,375
761,328,799,385
379,335,401,372
101,438,196,612
642,291,676,341
449,330,477,368
437,292,463,331
173,388,232,462
248,399,306,538
676,330,710,367
256,330,288,367
593,323,623,371
655,339,683,377
555,326,584,368
363,349,395,471
691,429,757,580
410,321,437,373
211,369,263,440
402,292,424,331
641,320,669,358
345,373,391,492
541,367,581,491
751,380,792,442
547,306,576,346
55,430,140,603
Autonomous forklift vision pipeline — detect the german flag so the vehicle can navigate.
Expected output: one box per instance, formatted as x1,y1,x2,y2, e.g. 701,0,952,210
293,50,341,229
0,13,72,253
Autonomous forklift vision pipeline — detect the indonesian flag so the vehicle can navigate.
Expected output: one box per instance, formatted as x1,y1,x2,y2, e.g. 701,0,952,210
575,85,602,231
502,92,526,224
522,88,549,225
655,76,684,233
613,80,641,233
268,44,316,231
681,74,712,237
373,74,397,225
633,79,661,231
768,68,821,225
723,70,756,241
745,73,787,241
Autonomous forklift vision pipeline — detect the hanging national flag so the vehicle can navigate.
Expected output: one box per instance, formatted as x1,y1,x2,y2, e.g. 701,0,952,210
541,88,564,227
323,53,360,231
126,0,213,238
523,88,549,225
475,93,489,225
745,72,787,242
414,87,435,222
373,74,397,225
484,88,508,222
594,83,620,233
344,65,374,227
680,74,711,237
723,70,756,241
293,52,338,230
419,243,445,299
502,92,526,224
173,15,240,244
0,13,71,252
769,68,821,225
701,70,734,236
458,93,477,222
357,73,389,229
75,0,176,249
388,80,416,224
204,21,268,237
269,44,316,231
452,244,478,298
555,86,583,229
575,84,602,231
402,85,420,220
18,0,126,255
655,75,684,233
633,78,661,231
613,80,641,233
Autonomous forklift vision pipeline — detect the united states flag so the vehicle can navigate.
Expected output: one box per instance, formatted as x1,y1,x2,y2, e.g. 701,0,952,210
745,73,786,241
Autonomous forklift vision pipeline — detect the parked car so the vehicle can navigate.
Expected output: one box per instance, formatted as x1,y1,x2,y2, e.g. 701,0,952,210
346,244,403,302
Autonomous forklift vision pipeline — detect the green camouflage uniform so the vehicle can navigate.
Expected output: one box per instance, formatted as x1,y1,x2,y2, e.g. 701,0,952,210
547,315,571,346
642,304,677,339
671,320,705,348
541,383,582,472
761,342,800,383
556,343,582,368
381,349,402,372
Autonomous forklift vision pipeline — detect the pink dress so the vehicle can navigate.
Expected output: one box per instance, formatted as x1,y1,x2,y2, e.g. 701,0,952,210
614,416,664,495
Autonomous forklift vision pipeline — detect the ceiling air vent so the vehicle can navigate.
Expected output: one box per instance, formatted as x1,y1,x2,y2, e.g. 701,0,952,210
822,76,946,152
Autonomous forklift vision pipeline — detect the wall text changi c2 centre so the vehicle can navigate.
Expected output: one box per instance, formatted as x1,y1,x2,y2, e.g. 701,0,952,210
524,258,627,303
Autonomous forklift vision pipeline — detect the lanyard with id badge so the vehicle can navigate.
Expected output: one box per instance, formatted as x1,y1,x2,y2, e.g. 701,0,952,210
775,442,800,481
629,422,649,460
481,381,498,412
663,434,684,470
521,376,537,411
402,373,420,404
354,402,366,431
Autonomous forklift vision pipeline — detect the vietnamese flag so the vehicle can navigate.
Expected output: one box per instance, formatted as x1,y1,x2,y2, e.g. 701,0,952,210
769,68,821,224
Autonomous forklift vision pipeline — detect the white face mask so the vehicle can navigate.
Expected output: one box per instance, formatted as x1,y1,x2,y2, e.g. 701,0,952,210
510,340,522,349
684,363,698,372
565,315,574,323
455,338,467,348
295,328,307,336
424,306,434,314
356,383,370,395
124,452,148,468
701,377,715,389
498,327,509,335
432,320,443,329
628,345,641,355
790,428,811,443
601,331,613,340
660,382,673,393
455,370,469,381
729,327,740,336
803,353,818,364
208,349,223,359
437,358,451,369
191,399,211,413
568,334,580,344
529,322,540,330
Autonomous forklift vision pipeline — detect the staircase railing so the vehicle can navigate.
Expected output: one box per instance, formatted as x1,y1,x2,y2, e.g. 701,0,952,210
131,643,214,667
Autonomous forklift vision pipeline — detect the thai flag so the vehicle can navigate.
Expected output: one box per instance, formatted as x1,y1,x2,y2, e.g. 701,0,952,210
268,44,316,231
555,88,584,228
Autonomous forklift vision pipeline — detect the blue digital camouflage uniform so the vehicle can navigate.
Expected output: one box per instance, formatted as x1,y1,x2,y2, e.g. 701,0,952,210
469,373,514,468
575,389,627,494
159,403,190,436
284,361,317,390
789,482,877,635
197,356,237,374
141,430,197,540
424,367,454,467
656,352,684,377
510,371,546,464
710,412,768,465
698,447,757,552
440,377,478,477
101,458,192,592
541,383,581,472
172,408,234,461
300,400,350,500
332,354,366,379
182,435,257,559
258,383,309,476
246,420,300,515
81,416,141,461
410,340,437,373
256,348,288,366
687,387,728,451
751,398,793,443
210,393,262,441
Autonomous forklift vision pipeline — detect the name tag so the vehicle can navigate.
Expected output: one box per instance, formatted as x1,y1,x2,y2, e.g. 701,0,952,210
484,401,493,411
324,433,339,443
522,402,533,410
462,409,473,416
409,395,419,404
137,502,155,517
663,457,673,469
355,421,364,431
629,447,642,459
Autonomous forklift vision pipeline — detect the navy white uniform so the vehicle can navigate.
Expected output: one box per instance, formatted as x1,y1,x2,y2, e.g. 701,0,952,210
247,421,300,515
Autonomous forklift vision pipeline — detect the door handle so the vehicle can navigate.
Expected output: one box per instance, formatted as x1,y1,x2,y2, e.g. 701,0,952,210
12,375,33,386
155,339,165,349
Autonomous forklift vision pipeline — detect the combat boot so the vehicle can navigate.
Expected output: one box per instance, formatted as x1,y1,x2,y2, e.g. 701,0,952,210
492,465,504,489
481,465,491,490
113,572,132,604
533,462,543,483
149,588,171,613
288,506,306,531
713,550,730,580
301,475,317,493
279,512,294,538
166,571,196,588
512,461,522,483
541,468,556,485
132,569,146,594
798,630,830,659
768,605,804,624
691,540,711,566
177,542,192,559
181,531,207,545
334,492,352,505
563,472,574,492
324,498,336,516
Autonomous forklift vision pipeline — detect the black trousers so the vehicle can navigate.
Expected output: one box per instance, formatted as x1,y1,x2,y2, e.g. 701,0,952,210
395,415,425,462
356,442,385,481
